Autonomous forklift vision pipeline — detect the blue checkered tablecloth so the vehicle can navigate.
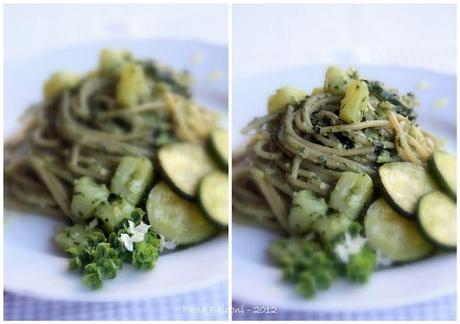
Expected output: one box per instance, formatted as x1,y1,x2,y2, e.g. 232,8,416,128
232,294,456,321
4,282,228,321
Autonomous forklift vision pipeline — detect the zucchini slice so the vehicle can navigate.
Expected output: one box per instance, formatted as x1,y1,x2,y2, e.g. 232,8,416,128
428,151,456,199
147,182,215,245
158,143,216,199
417,191,456,251
378,162,437,218
364,198,433,262
198,171,228,228
208,128,229,170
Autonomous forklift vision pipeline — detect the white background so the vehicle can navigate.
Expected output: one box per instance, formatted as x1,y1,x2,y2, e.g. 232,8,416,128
233,4,457,78
5,4,456,75
4,4,228,62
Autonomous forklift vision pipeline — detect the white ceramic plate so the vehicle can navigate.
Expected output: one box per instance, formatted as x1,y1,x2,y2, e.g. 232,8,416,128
232,66,456,312
4,40,228,302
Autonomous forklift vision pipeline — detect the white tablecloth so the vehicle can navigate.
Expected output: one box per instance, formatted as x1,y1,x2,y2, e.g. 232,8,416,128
232,294,456,321
4,283,228,321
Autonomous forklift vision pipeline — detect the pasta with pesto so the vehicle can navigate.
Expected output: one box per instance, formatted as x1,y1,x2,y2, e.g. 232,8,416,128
233,66,437,231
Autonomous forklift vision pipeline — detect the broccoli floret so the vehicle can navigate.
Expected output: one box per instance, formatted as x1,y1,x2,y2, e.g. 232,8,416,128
132,231,161,270
82,263,104,289
57,207,162,289
269,238,338,298
295,271,317,298
269,223,378,298
80,243,123,289
332,225,377,283
270,237,303,267
332,224,377,283
346,245,376,283
67,240,123,289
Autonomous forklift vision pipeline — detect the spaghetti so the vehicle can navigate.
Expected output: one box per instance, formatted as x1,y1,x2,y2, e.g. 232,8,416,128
233,68,437,232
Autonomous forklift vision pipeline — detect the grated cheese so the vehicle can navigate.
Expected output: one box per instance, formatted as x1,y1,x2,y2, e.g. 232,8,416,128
416,81,430,91
190,52,205,64
159,234,177,251
334,233,367,263
119,220,151,252
432,98,449,109
375,249,393,268
209,70,223,81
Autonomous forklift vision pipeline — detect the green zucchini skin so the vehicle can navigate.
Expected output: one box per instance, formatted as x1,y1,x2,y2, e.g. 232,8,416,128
427,152,457,200
207,128,229,171
158,143,217,200
198,172,228,228
416,191,457,251
377,177,412,219
364,198,434,262
377,162,437,219
147,182,216,245
158,159,195,201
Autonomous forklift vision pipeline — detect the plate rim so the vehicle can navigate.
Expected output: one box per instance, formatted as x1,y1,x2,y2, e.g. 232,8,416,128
4,37,228,65
233,63,457,83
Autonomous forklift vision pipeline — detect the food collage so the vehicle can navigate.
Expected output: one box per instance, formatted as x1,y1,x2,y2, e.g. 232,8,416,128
3,1,457,322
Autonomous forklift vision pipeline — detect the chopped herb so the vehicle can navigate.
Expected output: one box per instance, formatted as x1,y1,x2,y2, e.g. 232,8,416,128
313,125,321,133
112,117,132,132
335,132,354,149
364,80,416,121
373,141,385,156
376,150,392,164
140,60,191,97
